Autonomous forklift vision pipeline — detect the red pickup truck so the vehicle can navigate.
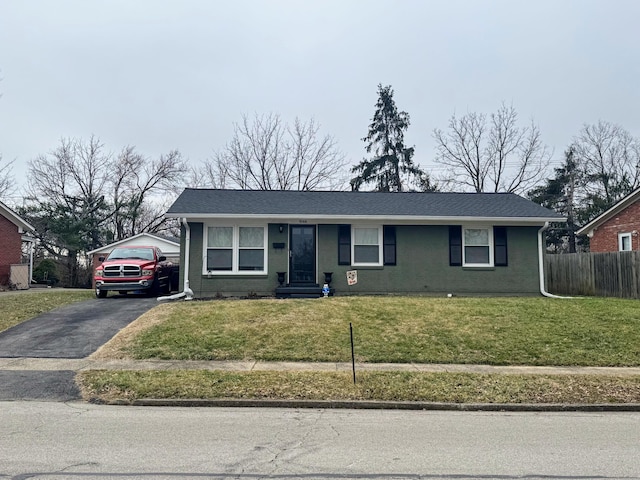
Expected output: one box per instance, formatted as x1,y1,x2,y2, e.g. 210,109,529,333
94,246,175,298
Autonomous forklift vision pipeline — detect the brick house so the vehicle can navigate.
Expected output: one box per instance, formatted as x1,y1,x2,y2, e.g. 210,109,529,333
577,187,640,252
0,200,35,288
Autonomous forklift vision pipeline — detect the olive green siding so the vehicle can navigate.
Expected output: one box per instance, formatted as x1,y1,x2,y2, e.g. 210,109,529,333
317,225,540,295
179,223,289,297
181,222,542,297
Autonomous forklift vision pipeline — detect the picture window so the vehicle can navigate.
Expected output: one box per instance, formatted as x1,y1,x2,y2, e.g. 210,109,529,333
205,225,266,274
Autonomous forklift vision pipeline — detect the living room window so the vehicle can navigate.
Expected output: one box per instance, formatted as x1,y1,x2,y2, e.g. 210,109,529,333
205,225,266,274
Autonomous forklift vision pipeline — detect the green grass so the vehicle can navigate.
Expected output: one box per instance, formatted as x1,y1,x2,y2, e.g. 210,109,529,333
119,296,640,366
0,289,93,332
78,370,640,404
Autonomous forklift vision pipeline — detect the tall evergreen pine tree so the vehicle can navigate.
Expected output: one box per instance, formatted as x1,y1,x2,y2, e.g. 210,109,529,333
529,148,582,252
350,84,429,192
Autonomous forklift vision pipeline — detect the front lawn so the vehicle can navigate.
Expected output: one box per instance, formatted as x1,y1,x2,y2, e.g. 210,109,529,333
98,296,640,367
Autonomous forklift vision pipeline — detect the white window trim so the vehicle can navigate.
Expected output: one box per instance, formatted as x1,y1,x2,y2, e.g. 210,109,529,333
351,225,383,267
203,224,268,275
619,232,632,252
462,226,494,267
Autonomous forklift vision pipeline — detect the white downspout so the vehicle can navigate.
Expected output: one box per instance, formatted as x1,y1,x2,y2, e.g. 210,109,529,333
538,222,572,299
158,218,194,301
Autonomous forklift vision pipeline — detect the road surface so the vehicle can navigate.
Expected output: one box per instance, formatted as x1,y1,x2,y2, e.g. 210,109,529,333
1,402,639,479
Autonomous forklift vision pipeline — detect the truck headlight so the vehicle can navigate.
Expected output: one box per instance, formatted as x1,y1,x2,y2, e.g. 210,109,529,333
142,268,154,276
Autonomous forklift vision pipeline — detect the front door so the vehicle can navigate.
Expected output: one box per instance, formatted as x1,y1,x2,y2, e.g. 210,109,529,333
289,225,316,285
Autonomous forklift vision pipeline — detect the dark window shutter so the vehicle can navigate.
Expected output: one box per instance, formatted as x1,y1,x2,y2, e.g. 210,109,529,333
383,226,396,265
494,226,508,267
449,226,462,266
338,225,351,265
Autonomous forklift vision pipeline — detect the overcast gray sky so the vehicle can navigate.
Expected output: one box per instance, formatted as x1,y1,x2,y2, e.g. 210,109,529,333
1,0,639,200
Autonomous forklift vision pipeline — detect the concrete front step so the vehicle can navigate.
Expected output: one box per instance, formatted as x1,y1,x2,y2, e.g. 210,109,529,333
275,284,334,299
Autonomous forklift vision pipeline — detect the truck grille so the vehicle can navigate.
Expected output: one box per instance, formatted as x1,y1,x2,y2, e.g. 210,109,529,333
103,264,142,278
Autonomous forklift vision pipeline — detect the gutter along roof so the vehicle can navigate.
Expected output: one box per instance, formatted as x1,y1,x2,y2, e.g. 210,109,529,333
166,189,565,224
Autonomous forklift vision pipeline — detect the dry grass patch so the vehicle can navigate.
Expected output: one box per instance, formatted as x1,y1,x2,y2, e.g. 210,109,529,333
77,370,640,404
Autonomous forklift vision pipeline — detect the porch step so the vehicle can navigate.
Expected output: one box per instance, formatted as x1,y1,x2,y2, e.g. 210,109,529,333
275,285,334,299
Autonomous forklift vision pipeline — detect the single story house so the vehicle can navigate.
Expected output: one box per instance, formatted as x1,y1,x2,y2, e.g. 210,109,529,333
165,189,565,298
577,187,640,252
0,200,36,289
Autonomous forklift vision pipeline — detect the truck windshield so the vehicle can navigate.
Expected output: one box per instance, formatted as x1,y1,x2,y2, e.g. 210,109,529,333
107,248,155,261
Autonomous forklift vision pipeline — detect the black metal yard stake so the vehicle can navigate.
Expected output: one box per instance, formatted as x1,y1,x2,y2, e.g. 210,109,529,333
350,322,356,384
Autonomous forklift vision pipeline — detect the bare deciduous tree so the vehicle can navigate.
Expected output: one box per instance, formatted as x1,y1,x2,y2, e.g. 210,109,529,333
111,146,185,240
198,113,347,190
24,136,111,286
433,104,551,194
0,78,11,200
27,135,110,250
22,136,186,286
0,154,15,200
572,120,640,205
186,160,228,189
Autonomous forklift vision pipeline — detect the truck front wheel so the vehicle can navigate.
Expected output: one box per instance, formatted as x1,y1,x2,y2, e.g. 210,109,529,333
96,287,107,299
148,277,160,297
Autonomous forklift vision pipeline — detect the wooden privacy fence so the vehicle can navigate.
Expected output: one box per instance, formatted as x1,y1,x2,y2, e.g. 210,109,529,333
545,252,640,298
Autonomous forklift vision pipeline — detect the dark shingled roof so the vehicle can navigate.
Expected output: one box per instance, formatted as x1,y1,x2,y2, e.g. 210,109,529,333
167,189,564,221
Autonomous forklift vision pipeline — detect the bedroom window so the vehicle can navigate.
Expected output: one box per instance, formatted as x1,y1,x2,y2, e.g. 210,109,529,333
463,227,493,266
450,226,507,267
206,226,266,274
619,232,632,251
339,225,395,266
352,226,383,266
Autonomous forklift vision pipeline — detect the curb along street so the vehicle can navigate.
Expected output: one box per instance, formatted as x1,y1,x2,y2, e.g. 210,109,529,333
116,398,640,412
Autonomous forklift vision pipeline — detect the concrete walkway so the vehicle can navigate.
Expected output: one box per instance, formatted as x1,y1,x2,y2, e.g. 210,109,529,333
3,357,640,376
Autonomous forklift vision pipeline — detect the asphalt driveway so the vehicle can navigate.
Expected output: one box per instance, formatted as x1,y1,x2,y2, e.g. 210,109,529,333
0,296,157,359
0,296,158,401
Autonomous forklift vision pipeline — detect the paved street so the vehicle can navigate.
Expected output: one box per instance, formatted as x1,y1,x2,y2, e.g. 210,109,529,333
2,402,640,479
